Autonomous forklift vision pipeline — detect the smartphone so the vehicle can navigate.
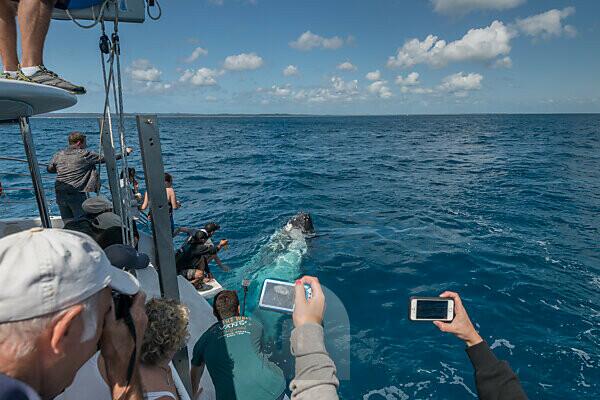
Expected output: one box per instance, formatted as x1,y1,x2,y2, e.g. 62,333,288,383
409,297,454,322
259,278,312,314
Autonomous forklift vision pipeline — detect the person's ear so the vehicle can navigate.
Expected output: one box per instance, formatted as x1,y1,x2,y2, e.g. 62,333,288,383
49,305,84,355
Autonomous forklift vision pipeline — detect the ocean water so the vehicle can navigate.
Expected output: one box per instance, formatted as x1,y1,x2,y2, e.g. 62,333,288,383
1,115,599,399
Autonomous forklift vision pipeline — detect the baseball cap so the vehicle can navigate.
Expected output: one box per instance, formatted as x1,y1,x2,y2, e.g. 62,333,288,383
0,228,139,323
105,244,150,270
82,196,112,214
92,212,122,230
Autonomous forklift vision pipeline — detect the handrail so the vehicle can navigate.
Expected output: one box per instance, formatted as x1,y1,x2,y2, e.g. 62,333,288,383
0,155,45,167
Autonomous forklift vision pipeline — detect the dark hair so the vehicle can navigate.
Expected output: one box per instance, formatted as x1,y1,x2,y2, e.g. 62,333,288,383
213,290,240,321
204,222,220,235
68,132,86,145
192,230,208,244
164,173,173,184
120,167,136,180
96,226,124,249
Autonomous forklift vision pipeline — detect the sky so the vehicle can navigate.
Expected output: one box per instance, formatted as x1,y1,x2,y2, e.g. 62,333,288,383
36,0,600,114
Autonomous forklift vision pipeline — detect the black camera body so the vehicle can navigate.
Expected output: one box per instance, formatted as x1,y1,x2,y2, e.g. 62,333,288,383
112,291,133,320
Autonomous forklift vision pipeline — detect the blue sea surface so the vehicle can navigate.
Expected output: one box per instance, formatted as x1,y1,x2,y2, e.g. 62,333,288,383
1,115,599,399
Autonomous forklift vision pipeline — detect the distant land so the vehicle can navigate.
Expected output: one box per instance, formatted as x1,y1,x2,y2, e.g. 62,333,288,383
35,112,600,119
35,112,315,118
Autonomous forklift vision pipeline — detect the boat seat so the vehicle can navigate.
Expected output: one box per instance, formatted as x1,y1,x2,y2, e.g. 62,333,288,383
0,80,76,122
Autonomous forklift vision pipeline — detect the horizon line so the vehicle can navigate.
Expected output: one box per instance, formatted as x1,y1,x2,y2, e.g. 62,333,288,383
36,112,600,118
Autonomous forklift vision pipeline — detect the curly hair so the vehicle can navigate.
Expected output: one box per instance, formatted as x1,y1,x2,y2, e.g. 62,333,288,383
140,298,190,365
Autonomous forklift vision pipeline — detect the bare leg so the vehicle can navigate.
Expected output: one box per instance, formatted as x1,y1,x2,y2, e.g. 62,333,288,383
0,0,18,71
18,0,56,68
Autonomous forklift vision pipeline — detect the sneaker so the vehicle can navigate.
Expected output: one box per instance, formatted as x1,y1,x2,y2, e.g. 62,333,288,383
1,72,13,80
17,66,86,95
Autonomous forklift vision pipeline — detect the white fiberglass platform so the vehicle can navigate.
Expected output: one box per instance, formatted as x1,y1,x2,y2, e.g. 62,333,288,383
0,80,77,121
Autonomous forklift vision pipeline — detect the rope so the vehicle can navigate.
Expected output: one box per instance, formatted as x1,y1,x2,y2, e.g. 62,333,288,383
65,0,112,29
96,19,131,245
146,0,162,20
112,8,135,246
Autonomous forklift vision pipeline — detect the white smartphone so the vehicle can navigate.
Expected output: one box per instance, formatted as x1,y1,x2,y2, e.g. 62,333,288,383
409,297,454,322
259,279,312,314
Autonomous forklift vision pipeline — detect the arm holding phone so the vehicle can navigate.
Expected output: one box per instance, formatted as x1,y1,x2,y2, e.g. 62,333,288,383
289,276,339,400
434,291,528,400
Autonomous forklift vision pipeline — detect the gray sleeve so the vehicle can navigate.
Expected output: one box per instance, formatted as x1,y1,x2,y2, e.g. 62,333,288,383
47,152,59,173
289,323,339,400
85,150,106,165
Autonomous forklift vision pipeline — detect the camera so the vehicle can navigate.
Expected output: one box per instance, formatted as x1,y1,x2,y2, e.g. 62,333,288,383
112,291,133,320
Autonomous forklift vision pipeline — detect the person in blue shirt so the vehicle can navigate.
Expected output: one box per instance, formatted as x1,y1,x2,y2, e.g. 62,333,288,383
191,290,287,400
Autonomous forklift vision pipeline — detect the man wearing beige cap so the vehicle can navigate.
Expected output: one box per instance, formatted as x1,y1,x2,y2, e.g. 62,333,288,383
0,228,147,400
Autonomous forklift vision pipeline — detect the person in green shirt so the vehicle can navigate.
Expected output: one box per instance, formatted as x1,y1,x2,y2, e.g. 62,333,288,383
191,290,288,400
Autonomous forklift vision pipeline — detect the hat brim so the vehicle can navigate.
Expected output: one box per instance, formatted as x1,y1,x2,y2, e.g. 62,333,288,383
106,265,140,295
135,252,150,270
93,213,123,230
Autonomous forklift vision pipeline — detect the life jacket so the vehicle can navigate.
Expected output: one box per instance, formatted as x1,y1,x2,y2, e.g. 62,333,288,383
175,241,214,272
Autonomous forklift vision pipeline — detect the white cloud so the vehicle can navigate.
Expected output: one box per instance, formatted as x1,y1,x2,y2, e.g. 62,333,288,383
290,31,345,51
432,0,524,15
438,72,483,93
516,7,576,39
127,59,162,82
283,65,299,76
330,76,359,96
223,53,264,71
403,86,434,94
179,68,222,86
137,81,172,93
337,61,357,71
184,47,208,63
288,76,360,103
387,20,514,69
365,70,382,81
395,72,420,86
367,80,393,99
493,56,512,68
270,85,292,97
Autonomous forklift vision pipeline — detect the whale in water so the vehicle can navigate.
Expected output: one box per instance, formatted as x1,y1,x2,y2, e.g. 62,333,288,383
238,212,315,330
233,212,350,381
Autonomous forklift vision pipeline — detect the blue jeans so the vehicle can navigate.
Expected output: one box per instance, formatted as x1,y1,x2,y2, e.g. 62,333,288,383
56,190,88,222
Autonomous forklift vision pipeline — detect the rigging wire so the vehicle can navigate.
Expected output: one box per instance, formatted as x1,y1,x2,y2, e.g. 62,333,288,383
112,6,136,246
66,0,164,245
96,17,132,245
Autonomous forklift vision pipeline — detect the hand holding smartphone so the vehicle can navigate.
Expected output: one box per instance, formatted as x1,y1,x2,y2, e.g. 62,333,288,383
259,278,313,314
409,296,455,322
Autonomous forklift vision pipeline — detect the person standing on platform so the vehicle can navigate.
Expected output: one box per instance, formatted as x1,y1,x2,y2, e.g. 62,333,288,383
47,131,132,223
0,0,86,93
